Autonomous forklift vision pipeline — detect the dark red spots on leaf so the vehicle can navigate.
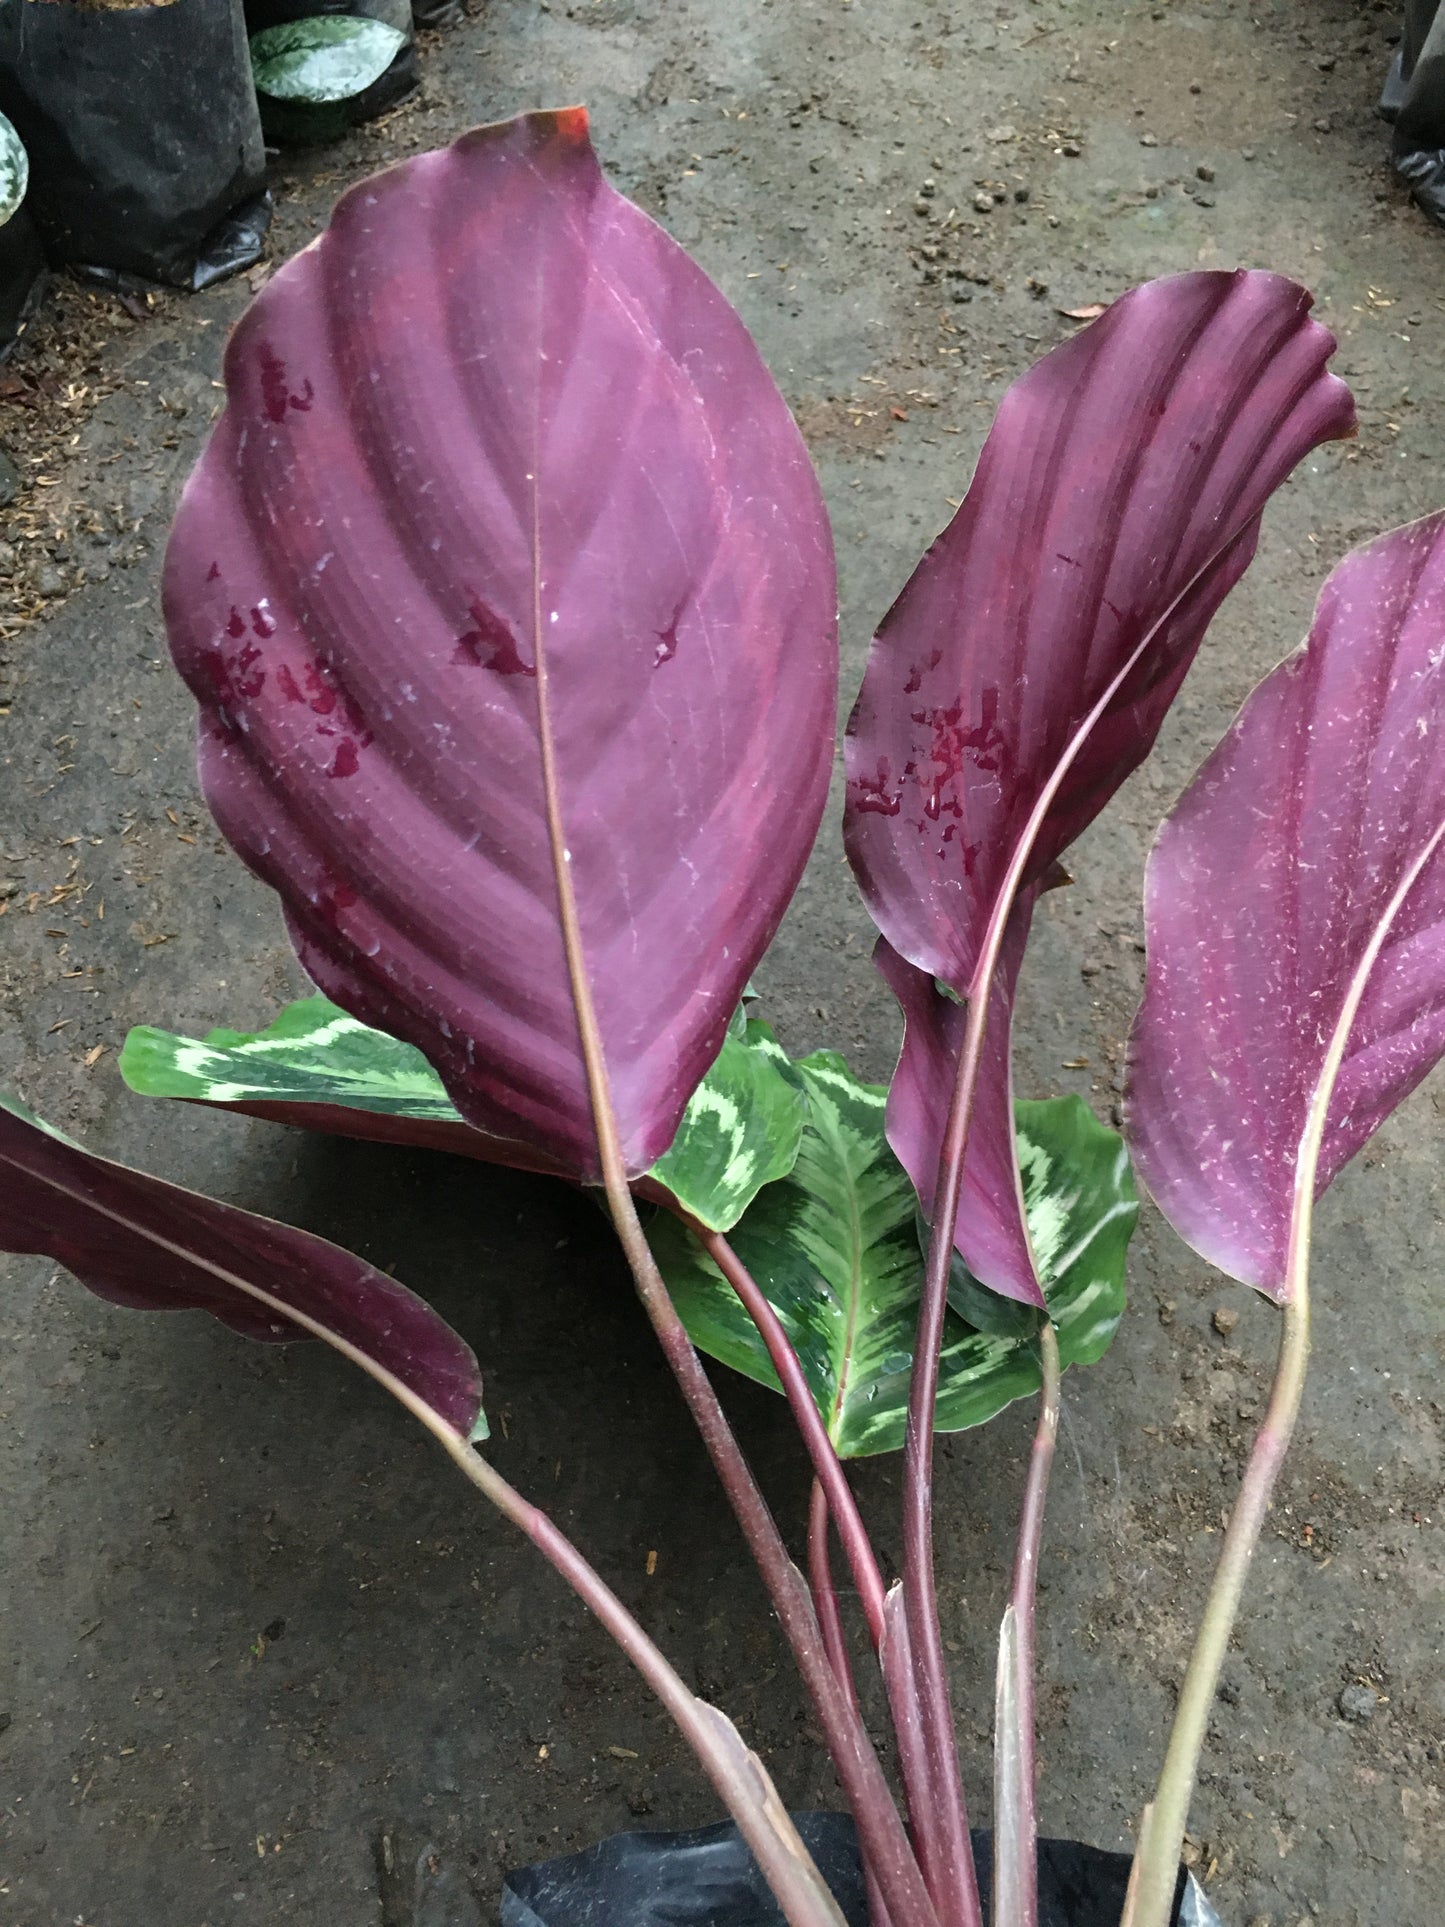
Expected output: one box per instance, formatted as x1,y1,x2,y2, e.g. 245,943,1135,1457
963,686,1007,775
452,598,535,677
853,761,902,816
277,664,305,705
903,648,943,696
314,873,359,927
227,607,247,639
207,561,221,582
258,342,316,423
328,739,361,779
251,604,277,639
233,644,266,701
259,344,290,424
301,662,337,716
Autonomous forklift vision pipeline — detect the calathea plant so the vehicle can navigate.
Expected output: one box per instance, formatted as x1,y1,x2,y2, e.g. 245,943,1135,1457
4,107,1440,1927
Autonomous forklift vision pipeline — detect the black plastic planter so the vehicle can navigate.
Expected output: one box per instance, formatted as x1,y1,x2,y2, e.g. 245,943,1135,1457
501,1815,1224,1927
0,0,270,290
0,201,43,359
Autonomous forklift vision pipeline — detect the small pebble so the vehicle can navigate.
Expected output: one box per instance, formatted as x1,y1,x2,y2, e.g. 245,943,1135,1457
1196,162,1215,181
1338,1683,1378,1724
1061,140,1082,158
1189,81,1203,94
34,565,67,598
1314,118,1332,134
1212,1306,1239,1338
972,191,994,213
1241,146,1257,160
1013,185,1030,202
1140,134,1158,148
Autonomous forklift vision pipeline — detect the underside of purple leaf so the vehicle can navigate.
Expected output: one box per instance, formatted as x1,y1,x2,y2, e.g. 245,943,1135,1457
1126,514,1445,1298
164,109,837,1182
844,269,1355,997
0,1094,486,1439
876,894,1044,1306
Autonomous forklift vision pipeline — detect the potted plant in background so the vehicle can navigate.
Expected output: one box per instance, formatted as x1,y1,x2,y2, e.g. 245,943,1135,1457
4,109,1440,1927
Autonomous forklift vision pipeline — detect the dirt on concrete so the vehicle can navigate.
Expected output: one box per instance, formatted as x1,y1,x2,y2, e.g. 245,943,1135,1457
1,3,1441,1924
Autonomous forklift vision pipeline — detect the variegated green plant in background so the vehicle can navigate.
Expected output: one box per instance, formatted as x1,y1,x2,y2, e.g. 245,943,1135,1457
249,17,407,106
123,999,1134,1456
0,111,28,228
121,994,808,1233
644,1059,1136,1457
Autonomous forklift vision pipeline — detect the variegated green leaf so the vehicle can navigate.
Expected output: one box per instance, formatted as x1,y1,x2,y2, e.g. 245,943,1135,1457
941,1094,1135,1368
249,17,406,104
120,996,807,1222
1012,1094,1135,1367
0,112,28,228
121,995,461,1119
646,1013,807,1231
647,1062,1135,1457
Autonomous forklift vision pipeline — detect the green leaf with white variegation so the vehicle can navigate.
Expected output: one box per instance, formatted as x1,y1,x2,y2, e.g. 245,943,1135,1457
646,1013,807,1231
1015,1094,1135,1367
249,17,406,104
121,995,463,1119
647,1062,1136,1456
0,112,28,227
120,996,808,1225
645,1053,1021,1456
942,1094,1135,1368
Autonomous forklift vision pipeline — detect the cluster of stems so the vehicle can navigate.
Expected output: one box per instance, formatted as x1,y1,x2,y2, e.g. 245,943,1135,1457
416,600,1317,1927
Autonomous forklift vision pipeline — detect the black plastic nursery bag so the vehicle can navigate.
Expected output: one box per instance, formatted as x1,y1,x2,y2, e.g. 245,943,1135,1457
0,0,270,290
501,1815,1224,1927
1380,0,1445,224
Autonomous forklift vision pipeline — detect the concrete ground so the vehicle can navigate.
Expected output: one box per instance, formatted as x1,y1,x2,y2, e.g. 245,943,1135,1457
1,2,1441,1923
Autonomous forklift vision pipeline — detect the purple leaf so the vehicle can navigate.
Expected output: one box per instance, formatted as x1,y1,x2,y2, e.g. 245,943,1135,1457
846,271,1353,1301
0,1094,486,1439
163,109,837,1182
876,894,1042,1306
845,270,1354,996
1126,514,1445,1299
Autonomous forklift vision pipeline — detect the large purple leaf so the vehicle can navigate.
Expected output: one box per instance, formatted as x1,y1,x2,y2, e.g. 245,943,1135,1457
846,271,1353,1304
1126,514,1445,1299
844,270,1354,997
163,109,837,1181
0,1094,487,1437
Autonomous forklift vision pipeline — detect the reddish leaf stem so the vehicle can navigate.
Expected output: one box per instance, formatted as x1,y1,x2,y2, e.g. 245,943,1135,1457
808,1476,860,1709
696,1222,888,1645
810,1482,897,1927
992,1321,1060,1927
528,525,938,1927
903,979,991,1927
700,1220,942,1907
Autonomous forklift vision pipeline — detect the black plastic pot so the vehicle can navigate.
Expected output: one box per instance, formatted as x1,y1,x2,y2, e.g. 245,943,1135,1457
501,1814,1224,1927
0,199,43,359
0,0,270,291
